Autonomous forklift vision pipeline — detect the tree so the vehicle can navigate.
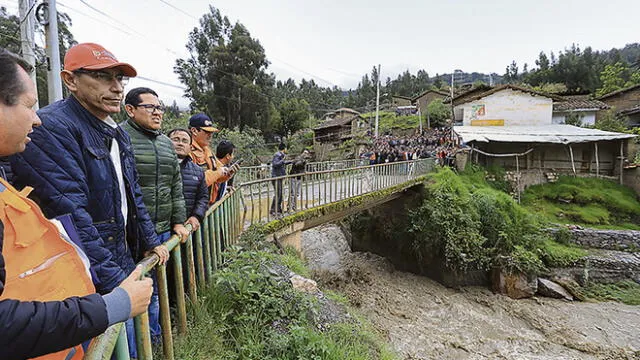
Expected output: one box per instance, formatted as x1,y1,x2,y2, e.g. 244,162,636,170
594,110,627,132
273,98,309,136
1,6,76,106
174,6,272,132
426,99,451,128
596,62,629,97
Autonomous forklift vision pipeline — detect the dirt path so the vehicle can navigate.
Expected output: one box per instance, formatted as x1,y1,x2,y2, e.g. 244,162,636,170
302,225,640,360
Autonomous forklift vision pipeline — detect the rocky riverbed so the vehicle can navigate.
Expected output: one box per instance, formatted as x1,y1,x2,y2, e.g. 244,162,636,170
301,224,640,360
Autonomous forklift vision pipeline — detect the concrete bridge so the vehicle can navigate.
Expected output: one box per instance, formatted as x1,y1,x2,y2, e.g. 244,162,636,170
86,158,435,359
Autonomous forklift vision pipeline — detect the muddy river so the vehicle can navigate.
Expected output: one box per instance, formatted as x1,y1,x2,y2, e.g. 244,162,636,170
302,224,640,360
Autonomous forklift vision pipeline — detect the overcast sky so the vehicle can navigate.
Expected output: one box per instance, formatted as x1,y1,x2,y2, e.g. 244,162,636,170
3,0,639,107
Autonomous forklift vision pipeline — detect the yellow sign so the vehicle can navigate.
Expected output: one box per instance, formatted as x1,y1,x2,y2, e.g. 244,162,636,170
470,119,504,126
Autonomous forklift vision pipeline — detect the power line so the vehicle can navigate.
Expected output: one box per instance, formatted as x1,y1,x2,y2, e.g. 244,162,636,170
156,0,197,20
57,2,133,36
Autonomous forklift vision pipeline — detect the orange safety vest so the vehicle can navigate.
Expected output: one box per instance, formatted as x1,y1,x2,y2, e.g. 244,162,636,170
0,178,95,360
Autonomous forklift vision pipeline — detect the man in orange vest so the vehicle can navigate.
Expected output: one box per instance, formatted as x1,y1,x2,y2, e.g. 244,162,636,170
0,48,153,360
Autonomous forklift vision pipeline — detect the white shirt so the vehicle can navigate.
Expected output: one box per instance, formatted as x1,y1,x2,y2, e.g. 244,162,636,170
104,116,128,227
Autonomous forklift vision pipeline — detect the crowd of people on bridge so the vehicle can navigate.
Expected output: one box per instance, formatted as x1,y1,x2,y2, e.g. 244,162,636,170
0,43,241,359
362,128,460,167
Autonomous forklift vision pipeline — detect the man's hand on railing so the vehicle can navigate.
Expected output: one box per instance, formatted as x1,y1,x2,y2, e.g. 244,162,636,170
185,216,200,232
146,245,170,265
173,223,190,243
119,265,153,318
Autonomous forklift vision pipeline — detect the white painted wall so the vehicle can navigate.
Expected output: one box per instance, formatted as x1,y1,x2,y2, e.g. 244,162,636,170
458,89,553,126
552,111,597,126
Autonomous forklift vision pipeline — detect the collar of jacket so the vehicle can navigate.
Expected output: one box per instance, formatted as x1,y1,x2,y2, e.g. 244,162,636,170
125,118,162,137
180,156,193,165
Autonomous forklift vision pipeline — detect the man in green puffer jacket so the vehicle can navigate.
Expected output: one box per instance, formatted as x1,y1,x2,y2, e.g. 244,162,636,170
120,87,189,346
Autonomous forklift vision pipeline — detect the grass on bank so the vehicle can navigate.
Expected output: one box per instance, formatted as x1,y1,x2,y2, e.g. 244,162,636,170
521,176,640,230
580,280,640,306
171,244,397,360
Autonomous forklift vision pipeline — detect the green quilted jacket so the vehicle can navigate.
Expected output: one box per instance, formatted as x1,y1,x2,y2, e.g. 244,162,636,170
121,119,186,234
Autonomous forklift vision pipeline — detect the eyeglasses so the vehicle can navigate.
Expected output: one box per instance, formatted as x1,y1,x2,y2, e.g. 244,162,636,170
134,104,166,114
73,69,129,85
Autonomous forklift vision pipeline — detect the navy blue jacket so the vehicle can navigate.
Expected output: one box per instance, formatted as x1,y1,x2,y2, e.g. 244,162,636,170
271,151,288,177
10,96,160,293
0,221,109,360
179,157,208,221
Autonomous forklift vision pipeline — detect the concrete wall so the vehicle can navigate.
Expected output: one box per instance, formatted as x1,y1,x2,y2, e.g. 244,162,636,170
552,111,597,126
459,89,553,126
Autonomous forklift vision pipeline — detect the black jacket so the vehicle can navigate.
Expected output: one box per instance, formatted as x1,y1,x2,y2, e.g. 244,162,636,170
179,157,209,221
0,221,109,360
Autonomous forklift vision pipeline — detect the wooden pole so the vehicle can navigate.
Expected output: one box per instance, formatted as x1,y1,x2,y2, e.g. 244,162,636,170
515,155,521,204
620,140,624,185
569,145,576,175
595,142,599,177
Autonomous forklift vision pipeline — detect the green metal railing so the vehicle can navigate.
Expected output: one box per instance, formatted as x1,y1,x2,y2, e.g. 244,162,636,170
84,159,433,359
235,159,369,184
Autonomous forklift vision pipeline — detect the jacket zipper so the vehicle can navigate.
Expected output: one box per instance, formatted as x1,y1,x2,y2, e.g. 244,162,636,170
152,139,159,224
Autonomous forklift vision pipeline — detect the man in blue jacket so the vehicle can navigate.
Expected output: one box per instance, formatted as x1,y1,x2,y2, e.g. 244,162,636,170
270,143,291,216
10,43,169,294
0,47,154,360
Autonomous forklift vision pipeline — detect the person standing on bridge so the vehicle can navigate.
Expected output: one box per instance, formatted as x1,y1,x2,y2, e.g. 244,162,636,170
270,143,291,216
288,149,310,212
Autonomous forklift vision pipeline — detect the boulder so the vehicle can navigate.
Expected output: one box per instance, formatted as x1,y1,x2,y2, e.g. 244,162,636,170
492,269,537,299
537,278,574,301
290,274,319,294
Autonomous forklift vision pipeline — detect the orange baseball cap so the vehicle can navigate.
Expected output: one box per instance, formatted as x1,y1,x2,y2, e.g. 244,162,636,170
64,43,137,77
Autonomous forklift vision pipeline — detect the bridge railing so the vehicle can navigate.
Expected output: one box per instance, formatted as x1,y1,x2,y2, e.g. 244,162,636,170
234,158,369,184
85,158,433,359
241,158,434,225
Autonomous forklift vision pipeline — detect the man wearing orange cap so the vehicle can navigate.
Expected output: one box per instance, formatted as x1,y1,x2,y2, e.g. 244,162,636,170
10,43,169,356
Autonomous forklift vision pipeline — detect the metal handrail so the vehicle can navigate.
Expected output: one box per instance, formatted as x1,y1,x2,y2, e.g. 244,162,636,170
84,158,433,359
234,158,369,184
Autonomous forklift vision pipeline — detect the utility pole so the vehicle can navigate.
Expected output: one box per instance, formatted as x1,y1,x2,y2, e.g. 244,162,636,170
450,71,455,124
19,0,39,109
44,0,63,102
417,106,422,133
374,64,381,137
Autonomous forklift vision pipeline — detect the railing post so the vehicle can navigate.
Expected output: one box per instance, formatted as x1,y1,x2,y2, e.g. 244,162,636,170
209,212,218,270
172,244,187,335
134,312,153,360
194,227,205,288
157,264,174,360
202,215,212,279
185,234,197,300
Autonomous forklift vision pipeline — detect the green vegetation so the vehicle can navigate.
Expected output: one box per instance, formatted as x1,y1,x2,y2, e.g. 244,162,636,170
538,238,587,267
581,281,640,305
361,111,421,133
521,176,640,229
409,167,554,275
172,244,396,359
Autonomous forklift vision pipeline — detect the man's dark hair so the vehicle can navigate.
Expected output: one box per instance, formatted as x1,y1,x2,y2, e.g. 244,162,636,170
125,87,158,106
216,140,235,159
0,48,33,106
167,128,192,142
278,143,286,151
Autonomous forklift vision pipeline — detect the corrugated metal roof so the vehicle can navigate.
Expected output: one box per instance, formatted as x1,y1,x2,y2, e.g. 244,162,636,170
454,125,636,144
